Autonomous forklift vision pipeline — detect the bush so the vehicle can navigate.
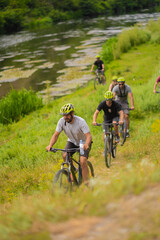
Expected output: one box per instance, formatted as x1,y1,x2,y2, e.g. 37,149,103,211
3,8,26,33
49,9,69,22
101,37,117,66
0,89,43,124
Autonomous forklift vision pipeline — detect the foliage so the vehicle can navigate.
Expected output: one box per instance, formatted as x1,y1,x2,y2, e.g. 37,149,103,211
1,0,160,34
0,89,43,124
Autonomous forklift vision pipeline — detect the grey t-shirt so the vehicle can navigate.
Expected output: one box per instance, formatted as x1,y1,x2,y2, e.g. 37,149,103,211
56,115,90,146
112,84,132,102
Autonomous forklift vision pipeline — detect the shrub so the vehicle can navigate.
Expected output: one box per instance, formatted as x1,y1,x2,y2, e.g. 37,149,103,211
0,89,43,124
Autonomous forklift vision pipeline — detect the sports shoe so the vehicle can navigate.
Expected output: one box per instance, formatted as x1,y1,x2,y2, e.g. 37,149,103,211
115,135,120,143
126,132,130,138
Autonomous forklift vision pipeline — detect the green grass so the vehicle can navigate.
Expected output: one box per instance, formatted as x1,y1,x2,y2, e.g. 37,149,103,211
0,41,160,239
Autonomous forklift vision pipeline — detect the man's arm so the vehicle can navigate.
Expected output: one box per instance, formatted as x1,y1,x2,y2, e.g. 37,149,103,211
46,131,60,151
119,110,124,125
90,64,95,72
93,109,100,125
109,83,113,91
84,132,92,150
153,82,158,93
102,63,105,71
128,92,134,109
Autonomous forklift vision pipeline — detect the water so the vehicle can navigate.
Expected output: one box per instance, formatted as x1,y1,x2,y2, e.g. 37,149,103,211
0,12,160,99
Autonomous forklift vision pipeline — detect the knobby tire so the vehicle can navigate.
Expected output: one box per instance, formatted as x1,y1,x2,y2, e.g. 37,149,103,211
53,169,71,193
104,136,112,168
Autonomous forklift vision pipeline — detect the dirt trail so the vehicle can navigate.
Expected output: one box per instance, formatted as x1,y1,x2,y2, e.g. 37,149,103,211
49,184,160,240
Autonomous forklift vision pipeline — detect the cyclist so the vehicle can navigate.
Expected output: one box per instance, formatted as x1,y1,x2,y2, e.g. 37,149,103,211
109,76,118,91
90,55,106,84
46,103,92,184
153,76,160,93
112,77,134,138
93,91,123,143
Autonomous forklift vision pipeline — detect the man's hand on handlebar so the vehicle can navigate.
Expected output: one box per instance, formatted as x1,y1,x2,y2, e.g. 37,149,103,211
119,120,123,125
46,146,52,151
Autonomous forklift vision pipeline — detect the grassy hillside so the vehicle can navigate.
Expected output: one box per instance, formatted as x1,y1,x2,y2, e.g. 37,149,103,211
0,42,160,239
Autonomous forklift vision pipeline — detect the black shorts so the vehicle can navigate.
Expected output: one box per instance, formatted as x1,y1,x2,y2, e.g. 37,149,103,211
64,141,92,159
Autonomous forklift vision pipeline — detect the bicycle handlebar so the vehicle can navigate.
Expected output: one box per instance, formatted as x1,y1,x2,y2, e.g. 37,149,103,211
96,122,119,126
50,147,80,153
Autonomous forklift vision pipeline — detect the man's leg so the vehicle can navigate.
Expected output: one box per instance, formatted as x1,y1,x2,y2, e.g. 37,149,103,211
80,156,89,183
124,113,129,130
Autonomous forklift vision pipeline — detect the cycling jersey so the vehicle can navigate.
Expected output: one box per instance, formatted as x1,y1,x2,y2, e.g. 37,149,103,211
97,100,122,122
94,60,104,70
56,115,90,146
112,84,132,102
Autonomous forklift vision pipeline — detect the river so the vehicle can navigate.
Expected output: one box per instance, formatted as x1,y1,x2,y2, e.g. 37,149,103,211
0,12,160,100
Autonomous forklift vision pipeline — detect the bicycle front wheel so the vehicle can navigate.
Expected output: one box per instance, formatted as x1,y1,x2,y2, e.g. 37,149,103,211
119,122,127,146
53,169,71,193
87,160,94,178
104,136,112,168
94,77,99,89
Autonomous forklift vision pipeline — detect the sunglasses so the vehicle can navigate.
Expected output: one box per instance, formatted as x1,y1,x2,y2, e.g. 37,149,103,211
119,83,124,85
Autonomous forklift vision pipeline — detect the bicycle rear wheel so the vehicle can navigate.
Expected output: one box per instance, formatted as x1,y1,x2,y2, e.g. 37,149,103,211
119,122,127,146
53,169,71,193
104,136,112,168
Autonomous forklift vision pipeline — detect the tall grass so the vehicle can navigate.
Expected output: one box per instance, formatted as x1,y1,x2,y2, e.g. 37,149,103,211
0,89,43,124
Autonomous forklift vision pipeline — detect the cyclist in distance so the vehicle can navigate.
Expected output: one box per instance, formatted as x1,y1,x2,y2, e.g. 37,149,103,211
46,103,92,184
112,77,134,138
90,55,106,84
109,76,118,91
93,91,123,143
153,75,160,93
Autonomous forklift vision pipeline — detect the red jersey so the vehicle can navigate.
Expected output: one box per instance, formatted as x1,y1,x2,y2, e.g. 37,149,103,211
156,76,160,83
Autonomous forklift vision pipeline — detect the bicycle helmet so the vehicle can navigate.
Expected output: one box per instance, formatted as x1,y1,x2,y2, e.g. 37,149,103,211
112,76,118,81
104,91,114,100
117,77,125,82
60,103,75,115
96,55,100,58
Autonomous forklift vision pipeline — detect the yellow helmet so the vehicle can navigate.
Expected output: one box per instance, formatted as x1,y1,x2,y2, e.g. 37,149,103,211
96,55,100,58
60,103,75,115
117,77,125,82
104,91,113,100
112,76,118,81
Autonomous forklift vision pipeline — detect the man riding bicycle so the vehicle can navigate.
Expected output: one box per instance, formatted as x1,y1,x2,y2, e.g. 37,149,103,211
93,91,123,143
112,77,134,138
46,103,92,184
90,55,106,84
109,76,118,91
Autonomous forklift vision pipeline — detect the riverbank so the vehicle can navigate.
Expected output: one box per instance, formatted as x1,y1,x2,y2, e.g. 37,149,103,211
0,42,160,239
0,1,159,34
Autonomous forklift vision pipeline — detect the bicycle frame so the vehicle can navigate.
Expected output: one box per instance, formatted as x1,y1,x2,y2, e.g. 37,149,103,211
50,147,82,185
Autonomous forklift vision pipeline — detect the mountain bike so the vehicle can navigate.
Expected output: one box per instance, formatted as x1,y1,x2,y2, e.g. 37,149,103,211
50,147,94,193
93,70,102,89
96,123,119,168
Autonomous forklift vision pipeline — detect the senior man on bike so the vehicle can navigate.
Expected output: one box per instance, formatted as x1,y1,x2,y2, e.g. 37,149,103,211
90,55,106,84
112,77,134,137
93,91,123,143
46,103,92,184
